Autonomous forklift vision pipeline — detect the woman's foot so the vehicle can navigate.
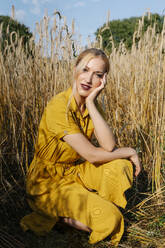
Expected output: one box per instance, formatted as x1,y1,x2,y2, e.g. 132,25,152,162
61,217,91,232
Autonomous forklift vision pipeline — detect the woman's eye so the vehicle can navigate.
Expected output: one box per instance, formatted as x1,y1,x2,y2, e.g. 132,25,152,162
96,74,103,78
82,68,88,72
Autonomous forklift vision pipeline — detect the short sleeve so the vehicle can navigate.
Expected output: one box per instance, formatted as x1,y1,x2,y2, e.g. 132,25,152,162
45,95,81,140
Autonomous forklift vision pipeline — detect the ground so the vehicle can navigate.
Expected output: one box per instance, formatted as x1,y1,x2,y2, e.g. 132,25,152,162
0,170,165,248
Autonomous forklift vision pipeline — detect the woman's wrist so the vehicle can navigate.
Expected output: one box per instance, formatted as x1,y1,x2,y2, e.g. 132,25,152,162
114,147,137,158
85,99,95,110
128,147,137,156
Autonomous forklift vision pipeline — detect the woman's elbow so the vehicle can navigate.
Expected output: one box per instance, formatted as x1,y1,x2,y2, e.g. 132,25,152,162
85,148,100,164
87,155,97,164
101,141,116,152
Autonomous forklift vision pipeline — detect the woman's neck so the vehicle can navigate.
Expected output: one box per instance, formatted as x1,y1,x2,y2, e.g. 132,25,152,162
73,91,86,115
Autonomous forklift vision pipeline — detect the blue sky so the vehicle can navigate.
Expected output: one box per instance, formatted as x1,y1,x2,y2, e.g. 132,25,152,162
0,0,165,45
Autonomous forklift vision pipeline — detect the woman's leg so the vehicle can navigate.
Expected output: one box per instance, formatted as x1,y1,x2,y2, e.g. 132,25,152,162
23,179,124,245
77,159,133,209
61,217,91,232
62,159,133,235
53,181,124,245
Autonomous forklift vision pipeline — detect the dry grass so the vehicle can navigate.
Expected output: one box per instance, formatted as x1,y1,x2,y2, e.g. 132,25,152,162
0,8,165,248
103,19,165,191
124,186,165,247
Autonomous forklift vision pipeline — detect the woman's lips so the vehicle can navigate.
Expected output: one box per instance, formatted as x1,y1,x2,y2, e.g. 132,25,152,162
81,84,91,90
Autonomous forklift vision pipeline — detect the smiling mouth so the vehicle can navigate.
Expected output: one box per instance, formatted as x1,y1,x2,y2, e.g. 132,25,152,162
81,84,91,90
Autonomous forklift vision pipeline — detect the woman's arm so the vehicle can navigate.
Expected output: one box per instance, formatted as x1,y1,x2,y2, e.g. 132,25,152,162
87,100,115,151
63,133,141,176
86,74,115,151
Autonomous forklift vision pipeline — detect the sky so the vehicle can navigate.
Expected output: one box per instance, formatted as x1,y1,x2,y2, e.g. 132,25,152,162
0,0,165,46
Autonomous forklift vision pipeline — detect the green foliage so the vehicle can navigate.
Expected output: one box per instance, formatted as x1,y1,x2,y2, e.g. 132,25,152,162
147,215,165,238
0,15,33,54
96,13,164,52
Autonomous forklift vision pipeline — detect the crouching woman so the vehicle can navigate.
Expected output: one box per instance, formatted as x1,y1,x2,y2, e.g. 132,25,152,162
20,48,141,246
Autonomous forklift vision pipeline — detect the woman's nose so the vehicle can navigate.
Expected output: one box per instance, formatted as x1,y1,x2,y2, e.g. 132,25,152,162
86,72,93,84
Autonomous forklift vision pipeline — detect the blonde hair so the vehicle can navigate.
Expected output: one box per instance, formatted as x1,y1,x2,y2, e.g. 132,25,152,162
66,48,109,120
74,48,109,80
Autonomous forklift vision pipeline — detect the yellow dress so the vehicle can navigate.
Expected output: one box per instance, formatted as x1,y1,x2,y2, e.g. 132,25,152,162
20,87,133,246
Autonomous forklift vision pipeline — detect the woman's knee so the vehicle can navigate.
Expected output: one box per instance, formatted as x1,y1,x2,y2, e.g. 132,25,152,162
103,159,133,177
87,194,123,230
88,204,124,245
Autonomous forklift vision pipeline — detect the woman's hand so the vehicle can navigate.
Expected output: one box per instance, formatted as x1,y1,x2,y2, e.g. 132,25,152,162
86,73,107,105
84,73,116,152
129,153,141,176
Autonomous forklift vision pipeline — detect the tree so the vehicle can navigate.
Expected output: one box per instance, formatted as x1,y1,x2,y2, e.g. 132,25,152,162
0,15,33,54
95,13,164,52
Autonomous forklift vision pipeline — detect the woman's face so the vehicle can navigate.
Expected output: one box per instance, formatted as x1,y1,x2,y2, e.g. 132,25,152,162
75,57,106,100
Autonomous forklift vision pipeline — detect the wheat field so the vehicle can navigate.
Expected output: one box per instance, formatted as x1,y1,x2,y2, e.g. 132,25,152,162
0,9,165,248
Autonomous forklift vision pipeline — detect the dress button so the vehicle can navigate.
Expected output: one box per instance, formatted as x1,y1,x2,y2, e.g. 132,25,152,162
93,208,101,216
104,168,110,175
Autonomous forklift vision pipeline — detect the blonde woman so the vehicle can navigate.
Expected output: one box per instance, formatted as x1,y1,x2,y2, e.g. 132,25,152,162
21,48,141,246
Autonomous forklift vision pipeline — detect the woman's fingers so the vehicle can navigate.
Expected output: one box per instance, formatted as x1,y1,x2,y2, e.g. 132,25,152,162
98,73,107,91
135,164,141,177
130,154,141,177
86,73,107,104
102,73,107,87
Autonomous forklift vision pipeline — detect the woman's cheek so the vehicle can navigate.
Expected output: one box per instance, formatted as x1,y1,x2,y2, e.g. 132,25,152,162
95,81,102,88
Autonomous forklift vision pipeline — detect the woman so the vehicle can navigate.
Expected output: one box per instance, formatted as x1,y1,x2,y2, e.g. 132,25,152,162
21,48,141,245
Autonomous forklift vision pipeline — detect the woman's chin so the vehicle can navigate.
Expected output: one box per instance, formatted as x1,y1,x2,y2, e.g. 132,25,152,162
78,89,90,98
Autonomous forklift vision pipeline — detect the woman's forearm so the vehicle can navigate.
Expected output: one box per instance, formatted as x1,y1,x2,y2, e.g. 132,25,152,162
86,100,115,151
89,146,136,165
64,132,141,175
